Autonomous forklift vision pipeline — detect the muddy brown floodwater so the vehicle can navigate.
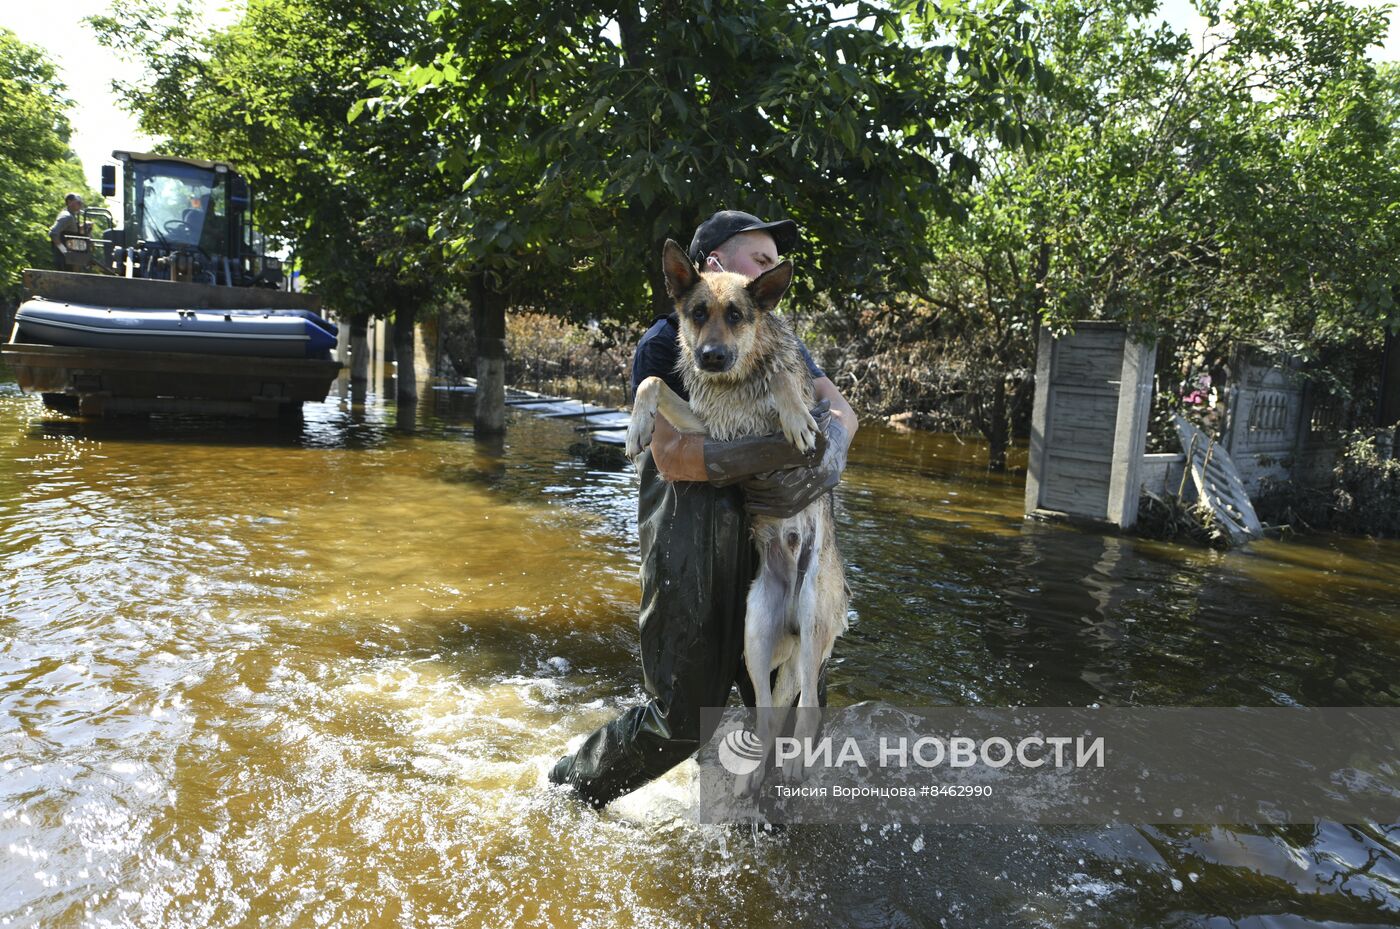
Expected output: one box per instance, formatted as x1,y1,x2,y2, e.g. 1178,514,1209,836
2,373,1398,928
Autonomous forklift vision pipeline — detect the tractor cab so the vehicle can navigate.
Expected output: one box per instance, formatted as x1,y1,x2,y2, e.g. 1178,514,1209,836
73,151,284,289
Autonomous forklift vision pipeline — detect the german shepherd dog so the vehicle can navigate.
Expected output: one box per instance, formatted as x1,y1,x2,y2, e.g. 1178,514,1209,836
627,239,848,795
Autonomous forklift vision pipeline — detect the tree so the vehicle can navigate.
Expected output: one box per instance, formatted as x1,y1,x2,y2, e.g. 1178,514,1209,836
1024,0,1397,346
91,0,447,402
0,28,88,313
846,0,1400,469
366,0,1047,427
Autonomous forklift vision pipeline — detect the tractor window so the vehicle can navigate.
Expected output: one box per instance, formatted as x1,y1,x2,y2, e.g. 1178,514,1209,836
201,180,228,257
135,162,217,251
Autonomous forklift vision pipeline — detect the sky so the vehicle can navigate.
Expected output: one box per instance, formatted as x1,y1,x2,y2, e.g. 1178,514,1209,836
0,0,242,191
0,0,1396,194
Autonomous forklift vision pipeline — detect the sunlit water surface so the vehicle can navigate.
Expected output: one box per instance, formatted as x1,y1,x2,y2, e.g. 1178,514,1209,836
1,374,1397,928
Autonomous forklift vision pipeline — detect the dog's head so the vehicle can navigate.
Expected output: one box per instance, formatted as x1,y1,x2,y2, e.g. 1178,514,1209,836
660,238,793,380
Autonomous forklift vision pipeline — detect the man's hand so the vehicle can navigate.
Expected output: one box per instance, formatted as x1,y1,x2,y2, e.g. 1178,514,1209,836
742,404,851,519
650,414,709,482
814,376,858,444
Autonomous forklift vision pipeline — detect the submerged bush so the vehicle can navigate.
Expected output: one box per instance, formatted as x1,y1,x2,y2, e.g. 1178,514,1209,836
1253,428,1400,538
1330,429,1400,537
1135,491,1234,549
1252,478,1332,532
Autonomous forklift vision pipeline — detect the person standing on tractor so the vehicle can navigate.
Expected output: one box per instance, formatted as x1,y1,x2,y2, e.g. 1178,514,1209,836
49,193,86,270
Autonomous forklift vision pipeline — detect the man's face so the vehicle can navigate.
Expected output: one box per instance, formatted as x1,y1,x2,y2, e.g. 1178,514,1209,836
68,200,83,214
713,230,779,280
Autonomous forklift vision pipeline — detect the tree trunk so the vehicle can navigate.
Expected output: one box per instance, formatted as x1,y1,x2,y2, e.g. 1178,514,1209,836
471,271,507,435
986,373,1009,472
393,303,419,403
645,238,672,320
638,199,675,321
1379,327,1400,429
349,313,370,393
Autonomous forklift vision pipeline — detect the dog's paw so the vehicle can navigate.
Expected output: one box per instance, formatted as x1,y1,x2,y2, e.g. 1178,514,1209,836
781,408,820,456
625,409,656,460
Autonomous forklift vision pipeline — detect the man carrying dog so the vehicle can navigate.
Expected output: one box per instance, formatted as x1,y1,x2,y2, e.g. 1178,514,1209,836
549,210,858,808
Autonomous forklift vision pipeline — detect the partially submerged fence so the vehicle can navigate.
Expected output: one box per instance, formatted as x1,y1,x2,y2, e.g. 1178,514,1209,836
1218,347,1340,493
1023,326,1344,539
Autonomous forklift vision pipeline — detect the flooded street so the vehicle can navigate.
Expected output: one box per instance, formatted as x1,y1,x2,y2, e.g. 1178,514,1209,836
2,374,1398,928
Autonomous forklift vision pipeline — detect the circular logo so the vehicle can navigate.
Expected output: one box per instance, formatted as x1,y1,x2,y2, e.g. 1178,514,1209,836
717,728,766,776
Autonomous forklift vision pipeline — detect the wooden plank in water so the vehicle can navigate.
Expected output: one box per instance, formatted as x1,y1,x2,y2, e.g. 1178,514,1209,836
431,376,630,441
578,415,630,428
434,383,560,402
540,407,624,420
505,396,571,407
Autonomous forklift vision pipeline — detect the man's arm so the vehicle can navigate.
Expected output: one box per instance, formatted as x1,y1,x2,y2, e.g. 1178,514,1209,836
650,414,709,482
814,376,857,451
740,378,857,518
653,377,856,484
798,339,855,451
50,213,73,250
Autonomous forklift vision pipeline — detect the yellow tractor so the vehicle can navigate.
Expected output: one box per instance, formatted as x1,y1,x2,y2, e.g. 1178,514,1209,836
5,151,340,418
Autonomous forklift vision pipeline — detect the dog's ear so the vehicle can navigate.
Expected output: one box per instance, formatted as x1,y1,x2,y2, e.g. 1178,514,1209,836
661,239,700,300
746,260,793,312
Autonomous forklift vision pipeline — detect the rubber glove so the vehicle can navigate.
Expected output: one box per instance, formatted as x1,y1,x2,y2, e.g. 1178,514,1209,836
742,405,849,518
701,400,830,487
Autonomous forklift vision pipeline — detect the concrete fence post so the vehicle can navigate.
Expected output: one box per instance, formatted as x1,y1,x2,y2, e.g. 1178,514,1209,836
1025,322,1157,530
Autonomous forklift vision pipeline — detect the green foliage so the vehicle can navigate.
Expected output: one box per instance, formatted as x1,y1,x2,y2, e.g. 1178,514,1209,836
1330,429,1400,536
821,0,1400,468
372,0,1045,320
0,28,88,308
1254,429,1400,537
88,0,1400,461
99,0,1049,365
1004,0,1398,342
90,0,445,320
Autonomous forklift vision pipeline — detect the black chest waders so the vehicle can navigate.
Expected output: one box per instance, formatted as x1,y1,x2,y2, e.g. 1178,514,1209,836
549,450,753,806
550,453,829,808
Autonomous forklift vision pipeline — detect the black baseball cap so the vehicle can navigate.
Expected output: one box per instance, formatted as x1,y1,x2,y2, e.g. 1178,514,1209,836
688,210,799,264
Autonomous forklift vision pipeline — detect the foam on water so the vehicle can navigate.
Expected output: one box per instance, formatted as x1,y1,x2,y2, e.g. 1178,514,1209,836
1,383,1397,927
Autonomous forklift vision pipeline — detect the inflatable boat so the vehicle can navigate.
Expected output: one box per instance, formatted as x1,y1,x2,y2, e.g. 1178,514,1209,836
13,299,337,360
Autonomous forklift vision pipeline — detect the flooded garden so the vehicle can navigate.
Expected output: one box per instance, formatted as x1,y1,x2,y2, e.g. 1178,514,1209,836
2,374,1398,928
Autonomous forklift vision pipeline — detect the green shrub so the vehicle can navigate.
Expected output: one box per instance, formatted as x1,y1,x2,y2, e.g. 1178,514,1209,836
1329,429,1400,537
1253,428,1400,538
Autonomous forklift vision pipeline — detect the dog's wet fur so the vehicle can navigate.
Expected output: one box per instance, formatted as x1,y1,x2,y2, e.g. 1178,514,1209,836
628,239,849,796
